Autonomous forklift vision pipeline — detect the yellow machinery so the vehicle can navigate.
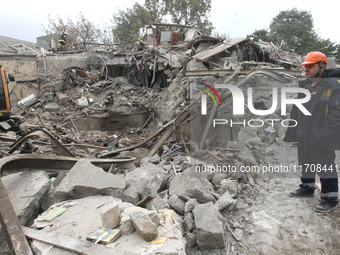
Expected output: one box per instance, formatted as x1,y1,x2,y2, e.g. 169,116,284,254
0,65,13,119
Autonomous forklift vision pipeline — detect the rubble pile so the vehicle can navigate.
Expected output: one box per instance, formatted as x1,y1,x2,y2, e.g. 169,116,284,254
0,31,319,255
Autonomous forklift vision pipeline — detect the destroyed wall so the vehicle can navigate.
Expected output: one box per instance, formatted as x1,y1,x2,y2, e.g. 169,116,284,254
43,54,89,75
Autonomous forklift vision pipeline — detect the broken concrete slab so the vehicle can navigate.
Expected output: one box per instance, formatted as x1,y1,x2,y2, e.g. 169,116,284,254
0,171,51,255
30,196,177,254
125,162,167,199
129,210,158,241
169,168,216,203
55,159,126,202
193,202,226,250
2,171,51,225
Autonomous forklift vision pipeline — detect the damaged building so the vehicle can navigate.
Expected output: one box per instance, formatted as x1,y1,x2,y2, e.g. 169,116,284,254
0,26,339,255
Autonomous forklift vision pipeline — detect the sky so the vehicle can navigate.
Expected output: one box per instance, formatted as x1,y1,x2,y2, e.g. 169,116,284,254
1,0,339,45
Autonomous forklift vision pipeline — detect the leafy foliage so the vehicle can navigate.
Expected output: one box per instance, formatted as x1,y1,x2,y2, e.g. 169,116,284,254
111,0,214,43
42,12,102,46
248,29,272,43
269,8,317,54
248,8,340,61
112,3,152,43
164,0,214,34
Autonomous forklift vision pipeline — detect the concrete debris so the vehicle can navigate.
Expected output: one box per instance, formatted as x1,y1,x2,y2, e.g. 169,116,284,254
167,194,186,215
215,190,237,211
145,195,170,211
55,159,126,201
0,27,321,254
0,171,51,255
193,202,225,250
120,186,139,205
169,168,217,203
120,206,160,235
184,198,198,213
100,202,120,229
28,196,185,255
129,210,158,241
125,162,167,200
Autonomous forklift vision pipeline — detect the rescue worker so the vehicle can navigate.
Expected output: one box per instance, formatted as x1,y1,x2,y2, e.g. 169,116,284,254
284,51,340,213
58,32,67,46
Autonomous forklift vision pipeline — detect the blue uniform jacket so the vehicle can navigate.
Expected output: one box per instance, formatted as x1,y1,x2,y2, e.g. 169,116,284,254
284,68,340,151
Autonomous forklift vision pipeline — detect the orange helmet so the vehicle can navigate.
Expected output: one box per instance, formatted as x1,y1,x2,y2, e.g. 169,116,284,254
300,51,328,66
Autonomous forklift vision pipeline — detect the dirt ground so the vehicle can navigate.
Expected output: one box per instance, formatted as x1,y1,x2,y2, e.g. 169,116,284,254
240,143,340,255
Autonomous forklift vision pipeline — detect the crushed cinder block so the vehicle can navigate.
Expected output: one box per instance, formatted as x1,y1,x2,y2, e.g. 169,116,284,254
55,159,126,202
100,202,120,229
193,202,226,249
129,210,158,242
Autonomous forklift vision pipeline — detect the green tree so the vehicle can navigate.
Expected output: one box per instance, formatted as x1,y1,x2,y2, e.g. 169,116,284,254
111,3,152,43
268,8,317,54
111,0,214,43
248,29,272,42
144,0,167,23
164,0,213,34
314,38,337,57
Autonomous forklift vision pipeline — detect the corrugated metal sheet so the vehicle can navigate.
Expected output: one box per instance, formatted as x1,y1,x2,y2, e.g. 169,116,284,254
0,36,37,54
192,37,248,61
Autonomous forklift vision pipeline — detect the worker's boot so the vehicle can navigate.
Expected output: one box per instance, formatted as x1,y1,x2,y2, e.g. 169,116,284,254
289,184,315,197
314,203,337,213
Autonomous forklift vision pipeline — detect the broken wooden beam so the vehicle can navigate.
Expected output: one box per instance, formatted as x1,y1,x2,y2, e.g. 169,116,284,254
0,178,33,255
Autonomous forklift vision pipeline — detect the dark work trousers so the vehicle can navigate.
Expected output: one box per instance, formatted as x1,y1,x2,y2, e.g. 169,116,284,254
298,141,339,205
